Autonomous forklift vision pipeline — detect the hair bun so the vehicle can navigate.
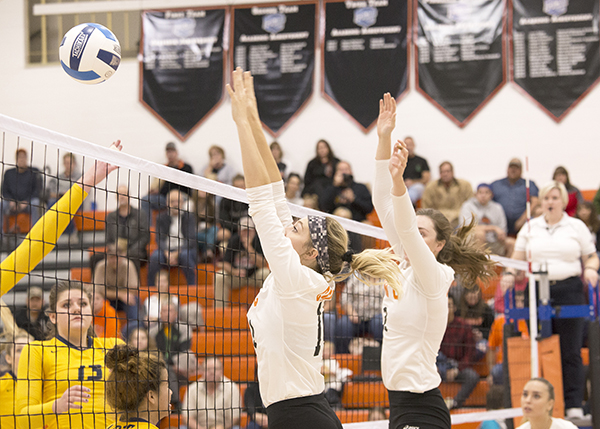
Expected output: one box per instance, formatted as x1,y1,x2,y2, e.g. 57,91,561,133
341,250,354,263
105,344,139,372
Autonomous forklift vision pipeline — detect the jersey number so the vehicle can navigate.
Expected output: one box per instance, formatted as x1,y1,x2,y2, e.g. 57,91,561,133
314,302,324,356
383,307,388,332
249,320,258,348
78,365,103,381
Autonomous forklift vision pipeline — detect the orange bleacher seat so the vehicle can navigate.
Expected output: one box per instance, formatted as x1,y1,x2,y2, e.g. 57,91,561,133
192,330,254,356
204,306,248,330
159,414,182,429
581,189,596,202
70,267,92,283
334,354,362,376
230,286,261,307
170,284,215,307
336,409,371,424
73,210,106,231
221,356,256,382
440,380,489,407
4,213,31,234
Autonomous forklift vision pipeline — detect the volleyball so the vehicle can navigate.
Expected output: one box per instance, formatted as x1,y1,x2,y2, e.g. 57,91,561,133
59,23,121,84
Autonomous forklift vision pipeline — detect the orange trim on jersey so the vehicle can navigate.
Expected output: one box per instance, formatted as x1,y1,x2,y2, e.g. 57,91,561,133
384,284,399,300
316,286,334,302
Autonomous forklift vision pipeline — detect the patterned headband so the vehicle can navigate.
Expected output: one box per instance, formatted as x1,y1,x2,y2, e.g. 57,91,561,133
308,215,330,274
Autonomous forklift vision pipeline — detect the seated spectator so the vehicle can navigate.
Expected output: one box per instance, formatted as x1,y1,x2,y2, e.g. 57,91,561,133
195,190,220,262
285,173,304,205
46,152,80,242
422,161,473,228
403,136,431,204
302,139,340,198
218,174,249,235
94,239,140,321
91,284,119,338
143,269,179,327
368,407,387,422
458,285,495,361
150,301,192,409
328,273,384,354
14,286,49,341
460,183,513,256
332,207,363,253
487,291,528,386
553,166,583,217
202,145,236,185
179,302,204,330
270,141,292,180
491,158,539,235
0,148,42,238
141,142,194,219
322,341,352,408
478,385,506,429
244,365,267,429
214,216,270,308
438,295,479,410
576,202,600,253
126,326,157,351
320,161,374,222
303,193,319,209
148,189,198,287
182,356,241,429
105,184,150,267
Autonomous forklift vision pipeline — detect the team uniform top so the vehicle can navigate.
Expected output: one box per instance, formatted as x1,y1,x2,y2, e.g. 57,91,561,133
16,335,123,429
0,371,18,429
107,417,159,429
246,181,334,408
373,160,455,393
517,418,578,429
0,184,86,297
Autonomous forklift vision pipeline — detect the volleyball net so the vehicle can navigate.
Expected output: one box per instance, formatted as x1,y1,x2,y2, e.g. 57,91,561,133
0,113,573,428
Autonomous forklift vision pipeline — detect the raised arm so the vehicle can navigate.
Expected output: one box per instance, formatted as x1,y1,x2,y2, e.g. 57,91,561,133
1,141,122,297
226,68,270,189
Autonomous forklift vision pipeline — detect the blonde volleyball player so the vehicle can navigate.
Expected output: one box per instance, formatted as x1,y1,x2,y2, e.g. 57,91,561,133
227,68,402,429
374,94,495,429
105,344,172,429
0,141,123,297
15,281,124,429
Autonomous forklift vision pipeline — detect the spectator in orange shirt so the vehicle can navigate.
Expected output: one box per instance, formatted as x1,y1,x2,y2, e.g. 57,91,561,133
92,284,120,338
487,290,528,386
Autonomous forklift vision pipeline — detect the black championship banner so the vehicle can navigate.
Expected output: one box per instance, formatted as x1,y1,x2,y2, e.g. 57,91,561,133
510,0,600,121
141,9,226,141
416,0,506,127
322,0,409,132
232,2,316,136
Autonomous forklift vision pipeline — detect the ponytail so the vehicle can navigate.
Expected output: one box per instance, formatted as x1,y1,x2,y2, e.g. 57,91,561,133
0,299,18,338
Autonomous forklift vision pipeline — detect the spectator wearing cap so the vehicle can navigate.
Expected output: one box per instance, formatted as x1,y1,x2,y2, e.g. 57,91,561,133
403,136,431,204
141,142,195,221
422,161,473,228
460,183,513,256
491,158,539,235
14,286,50,340
214,216,270,308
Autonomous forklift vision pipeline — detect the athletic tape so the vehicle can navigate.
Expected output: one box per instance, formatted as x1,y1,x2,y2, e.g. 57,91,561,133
0,113,529,271
342,407,523,429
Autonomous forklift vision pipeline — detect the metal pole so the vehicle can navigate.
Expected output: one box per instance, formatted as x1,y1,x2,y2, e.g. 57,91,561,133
529,272,539,378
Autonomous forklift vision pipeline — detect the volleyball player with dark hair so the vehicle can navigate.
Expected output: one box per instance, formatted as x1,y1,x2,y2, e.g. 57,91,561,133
105,344,172,429
374,94,496,429
227,68,402,429
15,281,124,429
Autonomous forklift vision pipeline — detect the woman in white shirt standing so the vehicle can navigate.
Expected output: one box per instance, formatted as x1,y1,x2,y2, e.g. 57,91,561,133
502,181,599,421
374,94,495,429
227,69,402,429
518,378,578,429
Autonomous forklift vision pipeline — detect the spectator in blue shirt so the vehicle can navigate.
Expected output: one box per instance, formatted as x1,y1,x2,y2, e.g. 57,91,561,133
490,158,539,235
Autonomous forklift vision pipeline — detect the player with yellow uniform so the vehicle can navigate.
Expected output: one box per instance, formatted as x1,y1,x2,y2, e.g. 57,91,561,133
0,332,31,429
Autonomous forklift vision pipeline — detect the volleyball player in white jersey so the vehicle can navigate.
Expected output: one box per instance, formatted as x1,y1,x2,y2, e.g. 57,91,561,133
374,94,495,429
227,69,402,429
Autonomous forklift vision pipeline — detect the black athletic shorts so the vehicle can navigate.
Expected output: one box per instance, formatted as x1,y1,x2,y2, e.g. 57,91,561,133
388,388,451,429
267,392,343,429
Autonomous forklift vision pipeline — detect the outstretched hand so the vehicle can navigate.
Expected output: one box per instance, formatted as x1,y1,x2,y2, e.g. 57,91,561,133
389,140,408,181
226,67,253,124
377,92,396,138
80,140,123,190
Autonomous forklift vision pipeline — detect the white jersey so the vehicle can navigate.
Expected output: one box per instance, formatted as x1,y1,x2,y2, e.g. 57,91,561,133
246,182,333,407
517,418,578,429
373,160,455,393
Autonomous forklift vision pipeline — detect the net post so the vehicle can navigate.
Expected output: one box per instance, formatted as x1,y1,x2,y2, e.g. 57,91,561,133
589,316,600,429
503,322,515,429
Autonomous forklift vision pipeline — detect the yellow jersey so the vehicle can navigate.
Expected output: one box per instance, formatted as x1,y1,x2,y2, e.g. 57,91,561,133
0,184,87,297
16,335,123,429
0,371,18,429
107,417,159,429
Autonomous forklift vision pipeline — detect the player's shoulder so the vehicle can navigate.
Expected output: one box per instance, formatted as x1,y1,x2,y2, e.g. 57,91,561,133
93,336,125,350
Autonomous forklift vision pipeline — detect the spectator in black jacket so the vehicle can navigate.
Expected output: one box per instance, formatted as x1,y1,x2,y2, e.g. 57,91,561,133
218,174,249,235
1,148,42,237
147,189,198,286
302,139,340,198
14,286,50,341
319,161,373,222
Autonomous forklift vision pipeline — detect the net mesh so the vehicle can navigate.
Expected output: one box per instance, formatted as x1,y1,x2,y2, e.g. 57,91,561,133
0,113,540,428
